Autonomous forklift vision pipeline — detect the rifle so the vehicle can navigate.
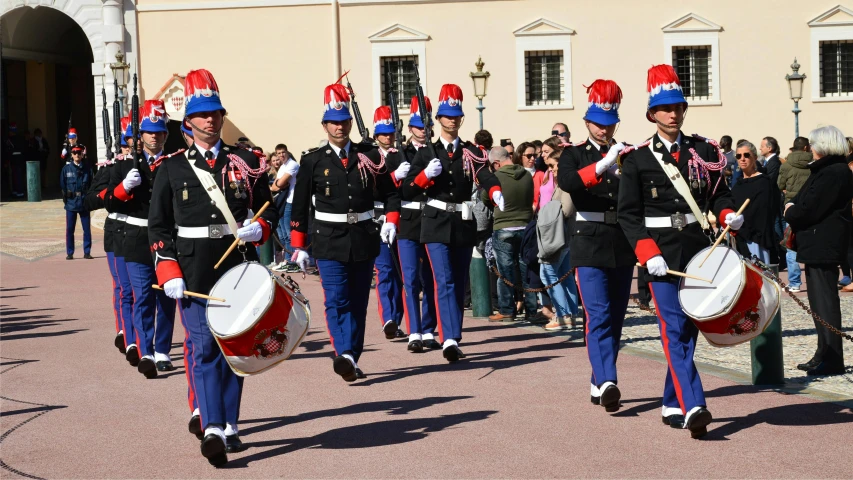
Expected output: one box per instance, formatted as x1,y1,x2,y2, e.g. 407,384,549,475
101,87,113,161
131,73,140,161
344,74,371,144
384,70,405,151
112,79,121,154
63,113,73,154
413,67,438,159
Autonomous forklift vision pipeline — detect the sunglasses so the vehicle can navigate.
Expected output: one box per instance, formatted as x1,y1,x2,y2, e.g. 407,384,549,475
551,130,569,137
736,153,752,159
523,153,536,159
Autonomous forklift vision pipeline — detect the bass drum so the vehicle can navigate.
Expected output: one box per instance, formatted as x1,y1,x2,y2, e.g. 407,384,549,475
207,262,310,376
678,245,780,347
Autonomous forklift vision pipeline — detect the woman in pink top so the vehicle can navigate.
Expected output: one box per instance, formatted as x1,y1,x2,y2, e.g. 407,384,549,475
534,137,565,210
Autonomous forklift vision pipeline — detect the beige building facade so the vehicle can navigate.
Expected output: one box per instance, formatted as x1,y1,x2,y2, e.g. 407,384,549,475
2,1,852,169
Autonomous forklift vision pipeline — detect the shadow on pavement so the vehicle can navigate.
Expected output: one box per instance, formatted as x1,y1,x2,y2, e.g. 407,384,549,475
0,304,85,342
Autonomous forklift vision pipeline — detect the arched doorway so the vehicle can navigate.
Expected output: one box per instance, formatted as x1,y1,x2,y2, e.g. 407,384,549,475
1,6,95,194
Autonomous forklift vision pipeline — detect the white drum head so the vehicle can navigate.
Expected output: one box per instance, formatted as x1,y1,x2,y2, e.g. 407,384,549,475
702,263,781,347
679,246,745,320
207,262,275,337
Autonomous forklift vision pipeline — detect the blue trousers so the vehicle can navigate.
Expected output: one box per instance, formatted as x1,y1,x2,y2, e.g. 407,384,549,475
179,298,242,428
374,242,404,327
65,210,92,255
181,320,199,414
397,239,437,336
424,243,471,343
576,266,633,386
317,258,374,362
125,261,176,357
539,248,579,318
106,252,135,346
649,281,706,414
276,202,292,257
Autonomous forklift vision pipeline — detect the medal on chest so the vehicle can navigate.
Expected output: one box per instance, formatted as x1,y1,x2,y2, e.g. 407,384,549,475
229,169,245,198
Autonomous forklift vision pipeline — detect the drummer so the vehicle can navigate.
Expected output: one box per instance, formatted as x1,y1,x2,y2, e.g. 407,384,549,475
617,64,742,438
289,83,401,382
148,68,277,466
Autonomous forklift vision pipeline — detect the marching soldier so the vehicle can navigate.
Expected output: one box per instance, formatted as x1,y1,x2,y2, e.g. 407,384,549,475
105,100,177,378
290,83,400,382
398,96,439,352
372,105,407,340
402,84,502,362
558,80,636,413
617,65,742,438
149,69,276,465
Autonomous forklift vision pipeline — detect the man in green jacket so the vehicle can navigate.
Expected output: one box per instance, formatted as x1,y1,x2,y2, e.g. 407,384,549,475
778,136,812,291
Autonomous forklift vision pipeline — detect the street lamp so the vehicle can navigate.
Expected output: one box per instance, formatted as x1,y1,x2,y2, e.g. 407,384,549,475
110,51,130,114
469,56,490,131
785,57,806,138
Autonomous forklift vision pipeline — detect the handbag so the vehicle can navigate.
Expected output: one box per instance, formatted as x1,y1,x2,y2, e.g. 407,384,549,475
781,225,796,251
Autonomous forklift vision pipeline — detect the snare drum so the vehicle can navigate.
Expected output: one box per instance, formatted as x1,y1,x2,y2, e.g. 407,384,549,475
207,262,310,376
678,246,780,347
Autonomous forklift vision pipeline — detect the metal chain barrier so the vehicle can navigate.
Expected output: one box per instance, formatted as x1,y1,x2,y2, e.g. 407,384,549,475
489,265,574,293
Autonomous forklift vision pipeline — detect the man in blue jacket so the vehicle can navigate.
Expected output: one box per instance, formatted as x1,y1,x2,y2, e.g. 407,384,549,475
60,145,93,259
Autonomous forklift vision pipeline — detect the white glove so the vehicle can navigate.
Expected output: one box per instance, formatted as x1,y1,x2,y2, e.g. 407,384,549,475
492,191,505,211
725,212,744,231
595,142,625,176
122,168,141,191
236,218,263,243
394,162,411,181
291,248,310,273
380,222,397,245
646,255,669,277
163,278,186,299
424,158,443,179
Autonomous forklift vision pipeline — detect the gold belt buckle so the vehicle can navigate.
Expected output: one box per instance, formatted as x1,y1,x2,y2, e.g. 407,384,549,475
209,225,223,239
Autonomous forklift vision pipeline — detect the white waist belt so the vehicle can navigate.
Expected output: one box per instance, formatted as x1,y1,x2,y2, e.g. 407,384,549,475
315,210,374,224
576,211,618,224
402,201,423,210
107,212,127,222
125,216,148,227
425,198,464,212
374,201,385,210
177,225,233,238
645,213,698,228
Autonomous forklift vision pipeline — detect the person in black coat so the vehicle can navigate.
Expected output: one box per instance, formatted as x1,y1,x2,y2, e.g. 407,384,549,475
731,140,780,263
784,125,853,377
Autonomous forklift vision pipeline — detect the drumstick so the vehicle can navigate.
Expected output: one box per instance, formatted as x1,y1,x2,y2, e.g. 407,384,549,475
151,285,225,302
635,263,712,283
698,198,751,268
214,201,271,270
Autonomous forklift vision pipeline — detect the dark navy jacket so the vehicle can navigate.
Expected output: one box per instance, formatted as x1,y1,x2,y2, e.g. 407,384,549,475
60,161,92,212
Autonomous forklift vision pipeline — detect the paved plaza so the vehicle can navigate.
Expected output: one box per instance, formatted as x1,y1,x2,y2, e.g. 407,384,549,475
1,199,852,479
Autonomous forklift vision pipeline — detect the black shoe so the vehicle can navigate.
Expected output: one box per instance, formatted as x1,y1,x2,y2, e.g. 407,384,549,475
156,361,175,372
225,434,245,454
685,408,712,439
382,320,397,340
599,384,621,413
333,355,357,382
188,415,203,440
394,328,406,339
114,333,126,354
138,357,158,379
200,434,228,467
125,345,140,367
590,395,600,406
662,414,685,429
797,357,820,372
355,368,366,379
423,339,441,350
443,345,462,363
806,362,846,376
84,254,94,259
408,339,424,353
66,254,73,260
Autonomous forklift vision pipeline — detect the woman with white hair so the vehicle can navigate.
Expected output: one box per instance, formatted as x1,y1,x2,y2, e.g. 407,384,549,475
784,125,853,376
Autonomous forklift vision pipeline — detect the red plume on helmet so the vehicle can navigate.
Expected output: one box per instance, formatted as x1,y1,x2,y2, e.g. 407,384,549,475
583,79,623,126
645,64,688,122
184,69,226,116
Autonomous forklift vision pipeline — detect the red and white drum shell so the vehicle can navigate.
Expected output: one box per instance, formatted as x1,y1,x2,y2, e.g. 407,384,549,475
207,262,310,376
678,246,780,347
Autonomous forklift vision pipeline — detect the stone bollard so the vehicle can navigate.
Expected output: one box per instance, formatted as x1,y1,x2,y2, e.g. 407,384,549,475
469,248,491,318
26,161,42,202
750,264,785,385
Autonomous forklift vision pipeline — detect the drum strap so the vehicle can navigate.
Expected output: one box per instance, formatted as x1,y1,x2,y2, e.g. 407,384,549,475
648,144,710,230
187,159,241,235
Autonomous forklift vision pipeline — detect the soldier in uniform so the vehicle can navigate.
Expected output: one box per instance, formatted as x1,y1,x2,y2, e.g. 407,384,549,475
149,69,276,465
61,145,94,259
617,65,743,438
290,84,400,382
61,128,86,161
558,79,636,413
402,84,502,362
372,105,407,340
398,96,439,352
106,100,178,378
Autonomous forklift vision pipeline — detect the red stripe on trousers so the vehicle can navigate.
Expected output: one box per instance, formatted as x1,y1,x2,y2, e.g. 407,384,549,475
649,283,686,414
423,247,445,343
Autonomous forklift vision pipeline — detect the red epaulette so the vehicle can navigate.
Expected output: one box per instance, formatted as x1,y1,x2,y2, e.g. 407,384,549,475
387,147,398,154
570,139,587,148
620,139,651,156
114,153,128,161
162,148,187,160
